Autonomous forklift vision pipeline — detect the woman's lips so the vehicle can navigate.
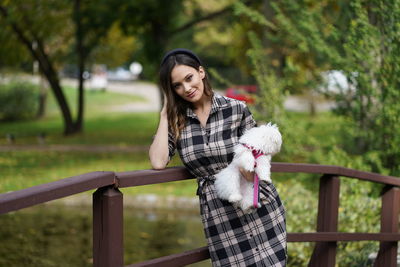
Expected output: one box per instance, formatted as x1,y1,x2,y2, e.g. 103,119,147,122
187,90,196,98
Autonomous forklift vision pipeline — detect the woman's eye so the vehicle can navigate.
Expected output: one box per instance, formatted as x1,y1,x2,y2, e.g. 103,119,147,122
186,75,193,82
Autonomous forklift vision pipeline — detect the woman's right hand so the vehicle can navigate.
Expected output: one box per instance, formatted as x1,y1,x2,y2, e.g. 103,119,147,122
239,167,255,182
149,93,170,169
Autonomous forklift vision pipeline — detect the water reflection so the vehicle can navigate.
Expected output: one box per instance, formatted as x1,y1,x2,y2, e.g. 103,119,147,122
0,202,210,267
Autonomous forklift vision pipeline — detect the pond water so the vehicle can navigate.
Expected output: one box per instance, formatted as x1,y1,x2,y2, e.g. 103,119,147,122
0,192,380,266
0,199,210,267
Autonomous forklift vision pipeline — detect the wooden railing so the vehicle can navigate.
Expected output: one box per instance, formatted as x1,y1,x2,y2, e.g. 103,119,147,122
0,163,399,266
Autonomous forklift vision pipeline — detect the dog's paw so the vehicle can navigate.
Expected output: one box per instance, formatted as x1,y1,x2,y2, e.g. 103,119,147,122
228,194,242,203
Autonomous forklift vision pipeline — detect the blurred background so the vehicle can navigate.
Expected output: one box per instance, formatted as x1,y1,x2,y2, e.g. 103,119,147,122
0,0,399,266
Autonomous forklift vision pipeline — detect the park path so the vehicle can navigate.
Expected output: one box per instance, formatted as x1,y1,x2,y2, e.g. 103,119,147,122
64,78,335,113
62,78,162,113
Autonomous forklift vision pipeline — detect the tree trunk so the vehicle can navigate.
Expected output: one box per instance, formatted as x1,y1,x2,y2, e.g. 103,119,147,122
36,73,47,118
74,0,84,132
35,39,77,135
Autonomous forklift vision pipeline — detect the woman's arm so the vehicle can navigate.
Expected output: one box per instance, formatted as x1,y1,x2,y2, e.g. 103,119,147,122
149,102,170,170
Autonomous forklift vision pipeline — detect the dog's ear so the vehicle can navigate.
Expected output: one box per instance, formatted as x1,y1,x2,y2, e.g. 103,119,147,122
270,128,282,152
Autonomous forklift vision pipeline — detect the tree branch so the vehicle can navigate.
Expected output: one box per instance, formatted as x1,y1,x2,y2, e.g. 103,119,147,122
169,0,254,36
0,5,35,56
170,6,231,36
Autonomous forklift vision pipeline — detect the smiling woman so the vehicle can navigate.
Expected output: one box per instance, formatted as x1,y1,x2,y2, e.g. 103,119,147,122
149,48,287,266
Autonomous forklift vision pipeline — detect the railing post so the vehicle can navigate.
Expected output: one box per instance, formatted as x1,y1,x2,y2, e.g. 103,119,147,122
374,186,400,267
309,174,340,267
93,186,124,267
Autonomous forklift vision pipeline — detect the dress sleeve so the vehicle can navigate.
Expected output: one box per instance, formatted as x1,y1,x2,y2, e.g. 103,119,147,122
167,131,176,160
238,104,257,137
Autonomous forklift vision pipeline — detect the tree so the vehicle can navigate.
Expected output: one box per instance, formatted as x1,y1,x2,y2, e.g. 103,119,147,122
0,0,122,134
0,0,77,134
71,0,123,132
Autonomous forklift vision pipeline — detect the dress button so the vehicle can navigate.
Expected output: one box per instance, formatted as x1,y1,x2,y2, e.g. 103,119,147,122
255,248,259,251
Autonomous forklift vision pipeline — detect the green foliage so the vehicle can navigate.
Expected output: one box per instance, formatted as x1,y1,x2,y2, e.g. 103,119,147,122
332,0,400,176
0,0,73,65
0,25,30,69
247,31,287,123
270,112,383,265
0,81,39,121
90,22,137,69
257,0,400,176
118,0,186,79
233,1,276,30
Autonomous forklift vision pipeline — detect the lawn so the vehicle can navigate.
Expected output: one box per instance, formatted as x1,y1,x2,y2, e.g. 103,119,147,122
0,86,151,145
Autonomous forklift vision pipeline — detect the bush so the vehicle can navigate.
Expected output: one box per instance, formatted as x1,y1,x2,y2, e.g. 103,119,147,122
0,81,39,121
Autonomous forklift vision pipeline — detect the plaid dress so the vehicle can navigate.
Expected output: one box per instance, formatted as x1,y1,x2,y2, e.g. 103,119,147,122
168,93,287,266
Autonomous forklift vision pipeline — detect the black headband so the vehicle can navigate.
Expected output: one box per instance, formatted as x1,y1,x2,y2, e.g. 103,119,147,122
160,48,202,66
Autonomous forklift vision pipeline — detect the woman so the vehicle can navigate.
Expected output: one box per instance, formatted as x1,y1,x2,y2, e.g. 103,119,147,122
149,48,287,266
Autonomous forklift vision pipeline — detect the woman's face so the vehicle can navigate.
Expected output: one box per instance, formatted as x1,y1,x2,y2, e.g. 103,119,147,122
170,64,205,104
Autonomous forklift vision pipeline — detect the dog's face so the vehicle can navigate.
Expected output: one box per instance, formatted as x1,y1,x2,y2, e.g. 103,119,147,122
239,123,282,155
258,124,282,154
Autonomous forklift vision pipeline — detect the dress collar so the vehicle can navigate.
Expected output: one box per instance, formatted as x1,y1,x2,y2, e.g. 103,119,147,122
186,92,229,119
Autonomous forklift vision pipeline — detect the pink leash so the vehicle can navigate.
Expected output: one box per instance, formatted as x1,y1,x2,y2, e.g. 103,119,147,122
242,144,264,208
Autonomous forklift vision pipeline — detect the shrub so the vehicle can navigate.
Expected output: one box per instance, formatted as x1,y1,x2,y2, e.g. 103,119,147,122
0,81,39,121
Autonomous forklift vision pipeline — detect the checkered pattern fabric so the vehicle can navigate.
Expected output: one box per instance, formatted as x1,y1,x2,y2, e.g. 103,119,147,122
168,93,287,266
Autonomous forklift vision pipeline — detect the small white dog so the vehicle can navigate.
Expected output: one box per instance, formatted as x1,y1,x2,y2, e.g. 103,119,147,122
214,123,282,212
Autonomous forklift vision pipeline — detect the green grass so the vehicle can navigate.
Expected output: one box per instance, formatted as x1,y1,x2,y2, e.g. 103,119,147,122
0,112,160,145
0,149,195,196
0,87,148,145
0,86,153,145
0,88,152,145
46,86,147,118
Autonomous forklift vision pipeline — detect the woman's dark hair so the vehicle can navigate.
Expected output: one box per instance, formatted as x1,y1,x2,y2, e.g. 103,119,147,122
159,52,213,141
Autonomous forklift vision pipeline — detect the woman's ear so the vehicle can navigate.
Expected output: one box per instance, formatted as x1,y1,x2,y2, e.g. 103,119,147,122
199,66,206,79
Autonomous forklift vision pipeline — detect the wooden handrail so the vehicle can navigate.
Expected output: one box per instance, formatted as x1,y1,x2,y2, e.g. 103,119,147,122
0,163,399,266
1,163,399,215
0,171,115,214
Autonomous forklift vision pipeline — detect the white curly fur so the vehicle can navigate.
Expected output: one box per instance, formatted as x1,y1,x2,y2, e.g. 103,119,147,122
214,123,282,212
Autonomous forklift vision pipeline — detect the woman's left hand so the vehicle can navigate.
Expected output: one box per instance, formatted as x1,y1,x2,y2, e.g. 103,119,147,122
239,167,254,182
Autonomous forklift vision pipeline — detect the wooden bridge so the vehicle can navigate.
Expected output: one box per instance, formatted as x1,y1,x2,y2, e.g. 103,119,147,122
0,163,399,266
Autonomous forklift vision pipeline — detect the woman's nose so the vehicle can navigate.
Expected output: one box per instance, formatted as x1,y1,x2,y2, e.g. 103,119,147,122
183,83,191,92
